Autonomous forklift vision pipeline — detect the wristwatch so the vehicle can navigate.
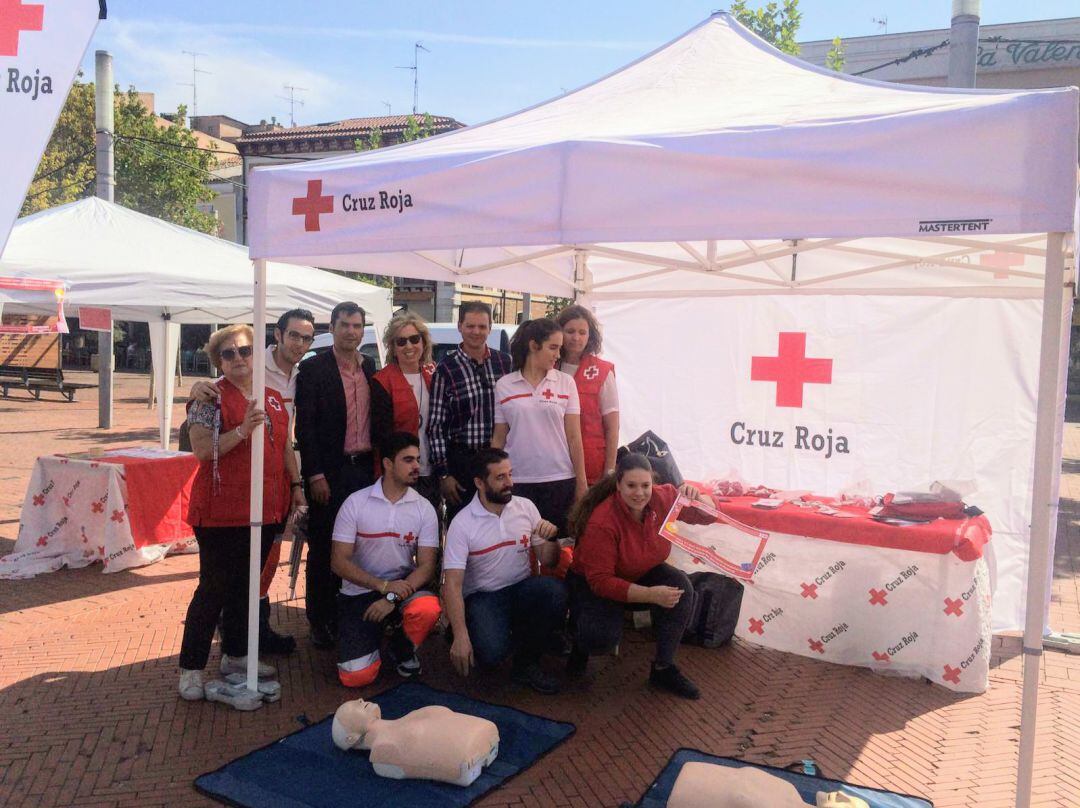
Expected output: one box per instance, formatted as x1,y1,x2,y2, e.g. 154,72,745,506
385,591,401,605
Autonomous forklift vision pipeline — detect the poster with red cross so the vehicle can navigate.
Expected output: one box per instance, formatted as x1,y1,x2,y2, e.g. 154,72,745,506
0,0,102,256
599,293,1053,635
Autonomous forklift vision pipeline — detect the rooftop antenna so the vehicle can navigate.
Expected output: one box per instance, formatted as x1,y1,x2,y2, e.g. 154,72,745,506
872,15,888,34
179,50,210,125
277,84,307,127
382,100,392,115
396,41,430,114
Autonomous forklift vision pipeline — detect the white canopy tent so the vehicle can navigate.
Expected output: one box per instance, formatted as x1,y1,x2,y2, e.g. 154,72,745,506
0,197,393,447
245,14,1077,806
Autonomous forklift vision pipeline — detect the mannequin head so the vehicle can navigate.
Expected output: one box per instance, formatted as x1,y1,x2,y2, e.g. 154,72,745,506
331,699,383,751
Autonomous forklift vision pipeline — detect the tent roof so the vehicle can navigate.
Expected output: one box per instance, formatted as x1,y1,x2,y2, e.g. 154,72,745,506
246,13,1077,299
0,197,392,324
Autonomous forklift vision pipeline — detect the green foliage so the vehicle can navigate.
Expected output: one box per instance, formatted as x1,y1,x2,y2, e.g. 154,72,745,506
401,113,435,142
825,36,846,72
21,79,218,233
729,0,803,56
544,296,573,318
354,126,384,152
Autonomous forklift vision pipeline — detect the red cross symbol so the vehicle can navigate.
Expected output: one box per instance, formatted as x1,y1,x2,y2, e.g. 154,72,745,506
872,651,890,663
91,501,104,513
518,533,530,550
868,588,888,606
943,597,964,617
942,664,962,685
0,0,44,57
402,531,416,545
97,545,105,557
32,493,45,507
747,617,765,635
36,535,47,547
808,638,825,654
582,365,599,381
110,509,125,523
751,332,833,408
800,582,818,599
541,388,554,400
291,179,333,232
979,250,1024,280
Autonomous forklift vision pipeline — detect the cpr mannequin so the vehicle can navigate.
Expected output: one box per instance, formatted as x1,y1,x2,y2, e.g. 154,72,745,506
817,792,869,808
331,698,500,787
668,763,811,808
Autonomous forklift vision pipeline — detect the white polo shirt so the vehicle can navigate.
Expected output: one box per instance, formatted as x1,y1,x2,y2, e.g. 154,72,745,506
493,369,580,483
332,480,439,596
265,345,298,417
443,494,544,598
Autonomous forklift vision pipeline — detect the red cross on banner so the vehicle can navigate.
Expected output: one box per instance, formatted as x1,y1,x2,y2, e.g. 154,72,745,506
0,0,44,57
942,664,962,685
871,651,890,663
292,179,334,232
800,582,818,599
868,588,888,606
943,597,964,617
751,332,833,408
978,250,1024,280
808,638,825,654
747,617,765,635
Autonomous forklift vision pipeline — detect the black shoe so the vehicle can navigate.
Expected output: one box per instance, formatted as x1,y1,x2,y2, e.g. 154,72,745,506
260,598,296,655
649,663,700,700
511,661,561,695
566,646,588,677
309,622,336,650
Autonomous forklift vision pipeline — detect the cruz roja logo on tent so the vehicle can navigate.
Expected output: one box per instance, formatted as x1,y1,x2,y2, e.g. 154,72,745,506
3,0,54,102
734,331,850,460
291,178,415,232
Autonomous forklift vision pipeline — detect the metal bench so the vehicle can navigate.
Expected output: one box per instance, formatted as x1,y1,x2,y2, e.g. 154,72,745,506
0,364,98,402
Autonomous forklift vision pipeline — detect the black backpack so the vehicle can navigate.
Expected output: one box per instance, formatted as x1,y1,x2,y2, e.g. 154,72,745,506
683,571,744,648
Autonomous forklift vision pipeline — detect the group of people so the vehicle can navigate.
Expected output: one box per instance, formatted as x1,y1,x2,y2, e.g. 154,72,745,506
176,299,709,707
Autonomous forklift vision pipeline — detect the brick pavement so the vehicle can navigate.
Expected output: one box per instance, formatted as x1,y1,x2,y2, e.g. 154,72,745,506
1,372,1078,807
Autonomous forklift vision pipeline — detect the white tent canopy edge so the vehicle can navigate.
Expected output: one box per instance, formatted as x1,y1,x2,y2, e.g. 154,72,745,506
244,13,1078,808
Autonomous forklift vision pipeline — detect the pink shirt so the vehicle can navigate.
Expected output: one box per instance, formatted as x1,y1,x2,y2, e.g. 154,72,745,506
337,353,372,453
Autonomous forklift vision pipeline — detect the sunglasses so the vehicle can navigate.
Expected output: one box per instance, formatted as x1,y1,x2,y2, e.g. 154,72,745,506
394,334,423,348
220,345,253,362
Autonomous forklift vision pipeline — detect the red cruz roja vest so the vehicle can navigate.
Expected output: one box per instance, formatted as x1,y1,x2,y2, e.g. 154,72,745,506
372,363,435,475
188,378,290,527
569,354,615,485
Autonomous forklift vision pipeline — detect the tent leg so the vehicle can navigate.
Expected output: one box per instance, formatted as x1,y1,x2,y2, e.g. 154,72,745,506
1015,232,1066,808
246,259,268,694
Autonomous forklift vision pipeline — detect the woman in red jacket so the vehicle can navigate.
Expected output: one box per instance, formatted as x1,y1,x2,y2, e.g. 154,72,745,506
371,312,439,514
556,305,618,485
566,452,710,699
179,325,304,707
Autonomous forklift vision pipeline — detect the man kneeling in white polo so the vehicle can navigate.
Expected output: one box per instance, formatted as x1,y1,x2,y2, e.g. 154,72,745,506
442,448,568,694
331,432,441,687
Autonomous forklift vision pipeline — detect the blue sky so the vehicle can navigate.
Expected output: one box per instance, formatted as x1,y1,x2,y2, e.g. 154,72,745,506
83,1,1079,128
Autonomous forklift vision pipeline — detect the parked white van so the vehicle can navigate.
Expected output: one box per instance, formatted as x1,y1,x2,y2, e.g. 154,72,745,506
303,322,517,369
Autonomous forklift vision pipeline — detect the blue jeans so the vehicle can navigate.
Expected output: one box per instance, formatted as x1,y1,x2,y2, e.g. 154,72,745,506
464,576,567,669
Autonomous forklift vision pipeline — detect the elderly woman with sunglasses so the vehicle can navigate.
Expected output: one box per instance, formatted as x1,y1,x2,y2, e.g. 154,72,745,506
177,325,305,708
371,312,441,514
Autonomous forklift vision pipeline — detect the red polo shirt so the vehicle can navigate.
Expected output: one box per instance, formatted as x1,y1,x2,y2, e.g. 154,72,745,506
571,483,682,602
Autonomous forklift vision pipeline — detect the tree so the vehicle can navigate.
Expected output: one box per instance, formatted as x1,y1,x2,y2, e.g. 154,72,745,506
401,113,435,142
354,126,383,152
825,36,846,72
730,0,802,56
21,79,218,233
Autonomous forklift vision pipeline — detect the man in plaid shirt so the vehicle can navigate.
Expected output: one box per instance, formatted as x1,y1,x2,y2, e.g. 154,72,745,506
428,301,513,522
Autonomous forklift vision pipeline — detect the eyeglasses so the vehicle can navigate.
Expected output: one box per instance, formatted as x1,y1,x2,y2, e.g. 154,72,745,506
220,345,253,362
394,334,423,348
285,330,314,344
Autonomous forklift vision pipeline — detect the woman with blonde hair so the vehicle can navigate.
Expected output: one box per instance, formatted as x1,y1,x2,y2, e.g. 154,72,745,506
371,311,440,513
179,325,305,708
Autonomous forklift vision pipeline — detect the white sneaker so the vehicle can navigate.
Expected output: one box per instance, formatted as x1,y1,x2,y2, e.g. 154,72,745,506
179,668,205,701
219,655,276,678
396,654,422,679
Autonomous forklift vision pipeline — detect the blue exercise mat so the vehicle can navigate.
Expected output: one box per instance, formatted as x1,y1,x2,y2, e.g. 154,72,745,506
195,682,575,808
634,749,933,808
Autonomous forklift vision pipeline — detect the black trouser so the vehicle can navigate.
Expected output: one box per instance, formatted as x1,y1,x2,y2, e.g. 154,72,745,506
179,524,279,671
567,564,695,668
512,478,577,538
305,457,375,630
444,443,480,525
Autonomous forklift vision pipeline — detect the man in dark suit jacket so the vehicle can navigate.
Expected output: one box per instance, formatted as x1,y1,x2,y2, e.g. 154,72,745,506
295,301,376,648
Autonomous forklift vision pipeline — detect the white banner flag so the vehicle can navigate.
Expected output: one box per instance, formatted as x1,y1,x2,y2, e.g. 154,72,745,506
0,0,102,256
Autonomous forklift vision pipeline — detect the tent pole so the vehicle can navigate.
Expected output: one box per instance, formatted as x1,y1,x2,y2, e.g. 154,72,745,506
1015,231,1066,808
246,259,268,694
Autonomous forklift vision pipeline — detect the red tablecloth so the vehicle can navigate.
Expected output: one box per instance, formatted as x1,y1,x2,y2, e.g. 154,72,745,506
96,453,198,546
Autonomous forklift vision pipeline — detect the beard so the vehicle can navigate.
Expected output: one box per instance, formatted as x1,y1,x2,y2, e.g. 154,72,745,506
485,486,513,505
